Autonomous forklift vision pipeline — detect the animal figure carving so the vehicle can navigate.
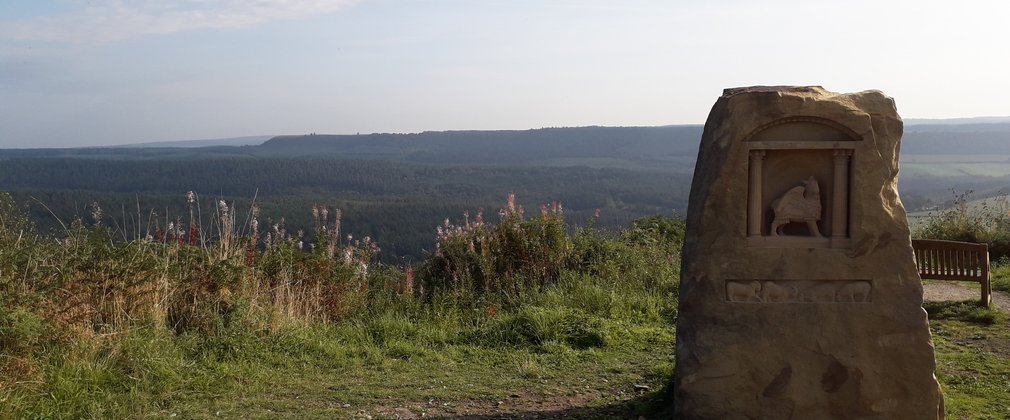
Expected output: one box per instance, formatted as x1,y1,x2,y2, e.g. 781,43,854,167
803,283,838,302
761,282,797,303
727,281,762,302
770,176,822,237
836,282,871,302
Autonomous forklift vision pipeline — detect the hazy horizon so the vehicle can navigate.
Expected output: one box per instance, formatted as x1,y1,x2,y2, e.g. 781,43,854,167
2,0,1008,148
4,114,1010,150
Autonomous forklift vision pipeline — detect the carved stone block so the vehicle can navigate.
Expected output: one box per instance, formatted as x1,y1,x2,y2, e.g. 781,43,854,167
675,86,943,418
770,176,822,237
725,280,872,303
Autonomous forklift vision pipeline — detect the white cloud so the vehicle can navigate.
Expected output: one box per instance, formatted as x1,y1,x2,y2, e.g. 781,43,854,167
0,0,361,44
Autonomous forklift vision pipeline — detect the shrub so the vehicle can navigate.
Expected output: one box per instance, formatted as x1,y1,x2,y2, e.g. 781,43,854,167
418,194,573,298
0,188,686,417
476,306,606,350
622,214,685,258
915,191,1010,259
992,258,1010,294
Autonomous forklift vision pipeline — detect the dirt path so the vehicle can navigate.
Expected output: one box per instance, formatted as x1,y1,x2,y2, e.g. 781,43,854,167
922,281,1010,311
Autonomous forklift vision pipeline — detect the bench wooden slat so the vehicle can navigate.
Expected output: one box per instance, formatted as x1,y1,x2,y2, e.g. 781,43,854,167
982,248,991,307
911,239,991,308
917,247,924,274
921,274,981,281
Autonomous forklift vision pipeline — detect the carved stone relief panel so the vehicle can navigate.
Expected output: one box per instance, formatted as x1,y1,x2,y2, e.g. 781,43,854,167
770,175,823,237
725,280,872,303
743,117,856,249
746,118,858,143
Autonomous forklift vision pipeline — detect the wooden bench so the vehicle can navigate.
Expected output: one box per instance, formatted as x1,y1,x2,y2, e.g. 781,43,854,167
912,239,991,307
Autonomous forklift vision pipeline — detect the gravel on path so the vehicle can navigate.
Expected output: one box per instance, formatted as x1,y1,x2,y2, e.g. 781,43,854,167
922,281,1010,311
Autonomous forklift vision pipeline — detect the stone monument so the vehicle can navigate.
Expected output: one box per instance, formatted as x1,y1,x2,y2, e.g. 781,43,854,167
675,86,944,418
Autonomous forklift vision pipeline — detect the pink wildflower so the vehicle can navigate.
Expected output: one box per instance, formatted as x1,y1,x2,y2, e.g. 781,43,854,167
404,267,414,294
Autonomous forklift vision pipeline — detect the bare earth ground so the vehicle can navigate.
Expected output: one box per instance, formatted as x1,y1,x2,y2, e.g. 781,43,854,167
922,281,1010,312
367,390,636,419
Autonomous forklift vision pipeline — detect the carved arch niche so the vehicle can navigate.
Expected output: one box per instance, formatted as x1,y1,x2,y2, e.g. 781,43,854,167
745,117,860,249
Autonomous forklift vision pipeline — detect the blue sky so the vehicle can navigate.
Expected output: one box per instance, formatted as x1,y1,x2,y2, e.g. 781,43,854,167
1,0,1007,147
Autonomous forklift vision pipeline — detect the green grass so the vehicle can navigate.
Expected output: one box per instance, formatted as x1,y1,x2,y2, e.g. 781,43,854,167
913,193,1010,418
6,189,1010,418
145,320,675,418
0,192,682,418
992,261,1010,295
2,283,678,419
932,317,1010,419
925,299,1004,326
12,300,1010,419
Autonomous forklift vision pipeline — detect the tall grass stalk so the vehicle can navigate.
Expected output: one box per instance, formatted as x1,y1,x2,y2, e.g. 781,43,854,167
0,192,683,417
915,191,1010,259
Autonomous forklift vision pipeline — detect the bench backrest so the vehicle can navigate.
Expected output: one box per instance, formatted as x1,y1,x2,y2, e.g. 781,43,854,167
911,239,991,307
911,239,989,281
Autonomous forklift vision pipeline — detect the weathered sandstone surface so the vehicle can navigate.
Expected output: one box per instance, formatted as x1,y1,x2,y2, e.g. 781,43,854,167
675,86,943,419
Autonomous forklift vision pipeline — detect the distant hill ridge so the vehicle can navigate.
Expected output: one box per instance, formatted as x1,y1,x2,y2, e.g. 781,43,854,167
904,116,1010,125
3,121,1010,162
112,135,275,148
258,121,1010,158
3,120,1010,259
259,126,702,167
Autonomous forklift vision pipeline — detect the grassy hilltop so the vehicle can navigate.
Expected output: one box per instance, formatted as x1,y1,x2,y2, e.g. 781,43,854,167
0,191,1009,418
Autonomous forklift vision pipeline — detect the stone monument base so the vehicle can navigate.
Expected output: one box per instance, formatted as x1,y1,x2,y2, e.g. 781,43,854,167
675,86,944,419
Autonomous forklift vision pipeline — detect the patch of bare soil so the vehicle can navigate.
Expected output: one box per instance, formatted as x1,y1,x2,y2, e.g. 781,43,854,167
922,281,1010,312
924,281,1010,358
369,391,599,419
366,386,667,419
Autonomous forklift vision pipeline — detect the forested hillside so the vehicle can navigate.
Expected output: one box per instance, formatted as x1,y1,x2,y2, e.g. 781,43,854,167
2,123,1010,261
258,126,702,170
0,157,688,261
0,126,703,172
